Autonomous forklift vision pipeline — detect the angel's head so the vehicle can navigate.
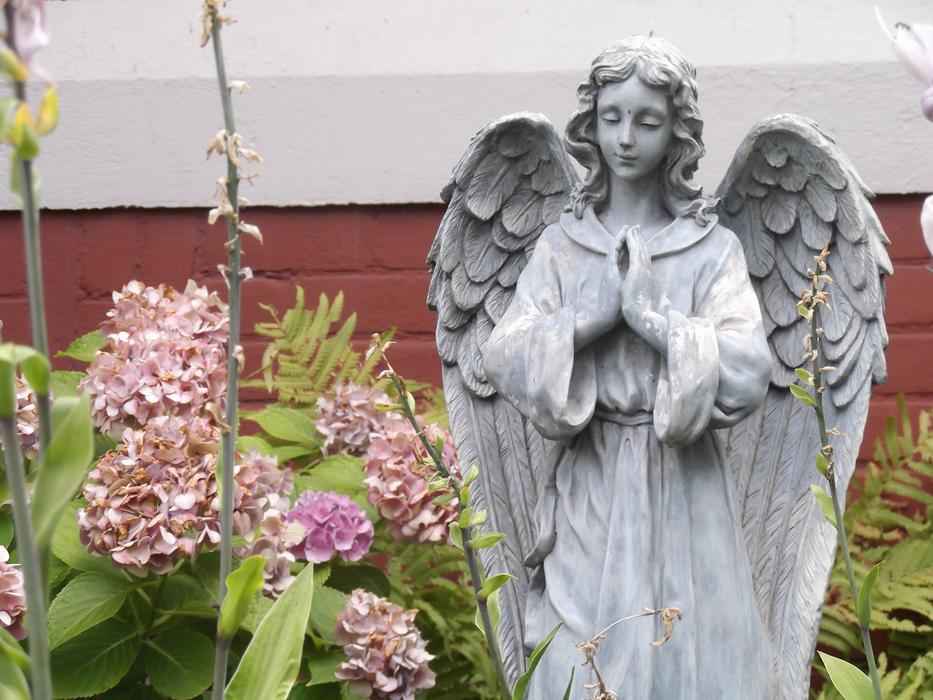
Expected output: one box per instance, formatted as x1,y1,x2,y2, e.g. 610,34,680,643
566,35,713,223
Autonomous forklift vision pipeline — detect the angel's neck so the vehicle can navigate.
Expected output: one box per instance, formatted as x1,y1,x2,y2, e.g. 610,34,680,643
599,173,672,236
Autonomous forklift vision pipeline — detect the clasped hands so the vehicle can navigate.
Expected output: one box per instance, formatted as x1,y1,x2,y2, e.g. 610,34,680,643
573,225,669,352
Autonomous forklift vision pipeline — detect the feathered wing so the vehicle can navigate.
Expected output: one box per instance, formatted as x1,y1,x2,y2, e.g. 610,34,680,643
426,113,578,682
716,114,892,699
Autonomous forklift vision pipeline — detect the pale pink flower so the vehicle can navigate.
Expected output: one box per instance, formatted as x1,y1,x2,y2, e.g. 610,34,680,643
78,418,291,576
364,417,459,544
9,0,50,81
235,495,305,596
13,375,40,460
335,589,435,700
922,196,933,259
879,11,933,120
79,280,228,435
287,490,373,564
316,382,392,456
0,546,26,641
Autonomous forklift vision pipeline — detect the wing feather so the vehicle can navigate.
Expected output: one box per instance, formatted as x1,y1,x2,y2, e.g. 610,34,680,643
715,114,890,699
427,113,577,683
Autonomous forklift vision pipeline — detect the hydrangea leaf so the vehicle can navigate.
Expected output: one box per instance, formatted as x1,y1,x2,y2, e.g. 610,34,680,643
56,330,105,363
143,630,214,700
48,572,133,649
50,617,140,698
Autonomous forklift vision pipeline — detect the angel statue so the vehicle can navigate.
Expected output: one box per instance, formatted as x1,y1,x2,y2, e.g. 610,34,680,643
427,35,890,699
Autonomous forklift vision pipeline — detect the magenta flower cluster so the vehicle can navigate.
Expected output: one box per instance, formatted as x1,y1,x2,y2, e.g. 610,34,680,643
78,417,290,576
0,546,26,641
79,280,228,435
286,490,373,564
335,588,436,699
315,382,392,456
363,416,460,544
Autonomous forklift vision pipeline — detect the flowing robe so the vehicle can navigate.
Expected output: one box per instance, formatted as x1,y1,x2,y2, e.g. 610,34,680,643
482,207,774,699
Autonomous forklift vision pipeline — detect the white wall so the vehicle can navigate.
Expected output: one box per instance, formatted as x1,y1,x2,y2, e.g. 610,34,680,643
4,0,932,209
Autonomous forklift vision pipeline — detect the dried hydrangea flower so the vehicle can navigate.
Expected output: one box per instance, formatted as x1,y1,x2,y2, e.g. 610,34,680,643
0,546,26,641
234,494,305,596
364,417,459,544
79,280,229,435
335,588,435,700
316,382,392,456
78,418,291,576
287,490,373,564
13,375,41,460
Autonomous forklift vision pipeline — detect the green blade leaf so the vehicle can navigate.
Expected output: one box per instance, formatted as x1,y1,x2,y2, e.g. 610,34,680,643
856,562,882,629
480,573,515,601
790,383,817,408
48,572,132,649
0,643,29,700
143,630,214,699
561,667,575,700
50,616,140,698
56,330,105,363
19,350,50,396
810,484,837,528
471,531,506,549
226,564,316,700
219,555,266,639
30,394,95,547
818,652,875,700
512,622,563,699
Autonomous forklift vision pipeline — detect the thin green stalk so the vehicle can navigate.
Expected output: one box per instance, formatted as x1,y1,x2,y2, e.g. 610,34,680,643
389,372,511,700
0,418,51,700
810,294,882,700
3,6,49,360
208,12,241,700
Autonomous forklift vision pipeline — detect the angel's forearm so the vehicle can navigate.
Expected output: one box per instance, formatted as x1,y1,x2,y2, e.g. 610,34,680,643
629,310,669,355
573,309,618,349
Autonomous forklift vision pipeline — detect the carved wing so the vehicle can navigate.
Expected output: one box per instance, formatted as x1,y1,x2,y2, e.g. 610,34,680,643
715,114,892,700
426,113,578,682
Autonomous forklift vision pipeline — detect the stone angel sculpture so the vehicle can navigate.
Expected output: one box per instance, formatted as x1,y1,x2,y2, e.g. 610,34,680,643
426,35,890,699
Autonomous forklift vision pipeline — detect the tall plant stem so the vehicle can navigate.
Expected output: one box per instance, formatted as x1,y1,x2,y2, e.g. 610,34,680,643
3,5,49,362
1,418,51,700
208,13,241,700
389,373,511,699
810,303,882,700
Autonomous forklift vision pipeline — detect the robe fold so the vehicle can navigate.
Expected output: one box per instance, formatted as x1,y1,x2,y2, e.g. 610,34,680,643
483,207,773,699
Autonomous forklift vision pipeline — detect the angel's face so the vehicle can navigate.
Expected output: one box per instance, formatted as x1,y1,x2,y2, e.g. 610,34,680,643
595,77,674,183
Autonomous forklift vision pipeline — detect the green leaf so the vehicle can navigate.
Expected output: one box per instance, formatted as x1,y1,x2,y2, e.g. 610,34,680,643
471,531,507,549
561,667,575,700
0,644,29,700
51,501,124,578
226,564,316,700
480,573,515,601
236,435,275,457
308,585,346,645
48,572,133,649
155,574,215,618
811,484,837,528
0,628,29,674
816,450,829,478
819,652,876,700
474,589,501,644
51,616,140,698
49,371,85,398
790,383,817,408
0,507,12,548
56,330,105,363
0,352,16,417
240,593,273,634
512,622,563,700
448,522,463,550
326,562,390,599
19,350,50,396
304,648,344,687
463,462,479,487
31,394,95,547
143,630,214,699
795,368,815,386
249,406,319,447
857,562,883,629
299,455,367,496
219,555,266,639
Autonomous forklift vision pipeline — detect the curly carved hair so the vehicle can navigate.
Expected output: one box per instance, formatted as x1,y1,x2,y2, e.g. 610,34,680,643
565,35,714,224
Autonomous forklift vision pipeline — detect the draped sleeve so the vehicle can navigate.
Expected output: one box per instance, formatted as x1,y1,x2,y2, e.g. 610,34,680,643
482,226,597,442
654,227,772,445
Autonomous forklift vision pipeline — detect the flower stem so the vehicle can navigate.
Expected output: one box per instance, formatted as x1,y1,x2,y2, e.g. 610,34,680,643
0,418,51,700
206,11,241,700
388,372,511,700
809,292,882,700
3,6,49,360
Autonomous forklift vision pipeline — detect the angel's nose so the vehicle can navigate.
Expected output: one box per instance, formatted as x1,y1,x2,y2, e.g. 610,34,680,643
619,120,635,147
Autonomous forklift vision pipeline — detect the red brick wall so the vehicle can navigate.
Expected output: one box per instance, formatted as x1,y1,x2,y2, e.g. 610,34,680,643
0,196,930,460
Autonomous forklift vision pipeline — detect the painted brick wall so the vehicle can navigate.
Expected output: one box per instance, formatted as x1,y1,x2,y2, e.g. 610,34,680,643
0,195,929,460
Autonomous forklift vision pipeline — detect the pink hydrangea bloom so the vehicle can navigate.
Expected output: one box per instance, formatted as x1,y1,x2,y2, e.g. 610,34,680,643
79,280,228,435
13,375,41,460
315,382,392,456
78,417,291,576
335,589,435,700
0,546,26,641
364,417,459,544
287,490,373,564
235,494,305,596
